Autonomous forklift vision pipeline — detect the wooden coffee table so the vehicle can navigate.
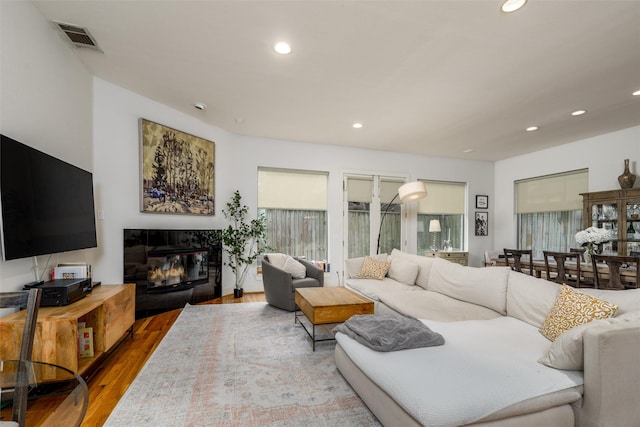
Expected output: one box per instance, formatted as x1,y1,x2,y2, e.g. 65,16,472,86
294,287,374,350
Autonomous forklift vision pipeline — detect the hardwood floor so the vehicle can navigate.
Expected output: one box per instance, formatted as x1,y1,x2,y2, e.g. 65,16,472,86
0,292,266,427
82,292,266,426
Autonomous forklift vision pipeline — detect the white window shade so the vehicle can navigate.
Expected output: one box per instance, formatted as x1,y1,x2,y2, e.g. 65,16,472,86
347,177,373,203
516,170,587,214
258,169,327,210
380,180,402,204
418,181,465,214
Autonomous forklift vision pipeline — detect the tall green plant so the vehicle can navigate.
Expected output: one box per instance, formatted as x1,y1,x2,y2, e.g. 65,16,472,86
221,191,269,289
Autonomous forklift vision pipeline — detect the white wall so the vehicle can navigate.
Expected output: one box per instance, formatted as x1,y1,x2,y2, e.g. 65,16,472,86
494,126,640,251
93,79,495,295
0,1,94,291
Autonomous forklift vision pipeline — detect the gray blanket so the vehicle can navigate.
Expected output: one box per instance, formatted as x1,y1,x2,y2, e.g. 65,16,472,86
333,314,444,352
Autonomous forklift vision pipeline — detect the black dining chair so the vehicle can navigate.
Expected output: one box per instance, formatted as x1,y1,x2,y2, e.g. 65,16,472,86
503,248,534,276
591,254,640,290
0,288,42,427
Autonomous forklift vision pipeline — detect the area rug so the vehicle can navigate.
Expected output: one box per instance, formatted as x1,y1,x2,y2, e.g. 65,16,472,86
104,302,381,426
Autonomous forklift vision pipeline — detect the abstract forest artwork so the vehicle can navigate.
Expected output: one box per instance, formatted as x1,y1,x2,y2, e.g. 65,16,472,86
139,119,215,215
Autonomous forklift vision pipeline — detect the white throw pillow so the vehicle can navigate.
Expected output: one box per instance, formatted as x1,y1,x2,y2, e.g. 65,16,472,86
282,256,307,279
389,249,435,289
387,257,420,285
265,253,288,269
538,311,640,370
579,288,640,315
266,253,306,279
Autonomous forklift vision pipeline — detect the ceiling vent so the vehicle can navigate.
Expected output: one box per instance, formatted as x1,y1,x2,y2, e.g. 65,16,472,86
54,22,103,52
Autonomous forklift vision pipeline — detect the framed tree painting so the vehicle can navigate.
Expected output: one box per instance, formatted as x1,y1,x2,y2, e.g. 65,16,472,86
139,118,215,215
475,211,488,236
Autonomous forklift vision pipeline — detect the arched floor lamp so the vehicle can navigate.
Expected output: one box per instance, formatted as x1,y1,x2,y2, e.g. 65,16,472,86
376,181,428,254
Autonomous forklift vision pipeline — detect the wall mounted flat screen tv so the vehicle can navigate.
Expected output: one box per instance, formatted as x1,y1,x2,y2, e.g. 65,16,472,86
0,134,98,260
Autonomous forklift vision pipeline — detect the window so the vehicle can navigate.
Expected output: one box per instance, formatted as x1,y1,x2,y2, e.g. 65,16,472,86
345,175,405,257
416,180,466,254
257,168,328,262
515,170,587,259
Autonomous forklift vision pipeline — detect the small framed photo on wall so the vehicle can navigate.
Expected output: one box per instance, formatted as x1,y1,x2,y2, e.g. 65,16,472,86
475,195,489,209
475,211,488,236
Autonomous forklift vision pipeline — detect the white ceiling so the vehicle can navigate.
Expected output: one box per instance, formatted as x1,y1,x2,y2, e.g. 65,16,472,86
33,0,640,161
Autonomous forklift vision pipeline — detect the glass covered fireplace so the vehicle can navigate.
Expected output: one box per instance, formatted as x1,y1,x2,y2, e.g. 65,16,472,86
124,229,222,318
146,249,209,293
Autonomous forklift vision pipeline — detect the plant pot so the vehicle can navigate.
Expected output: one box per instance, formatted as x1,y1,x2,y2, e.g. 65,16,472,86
234,288,244,298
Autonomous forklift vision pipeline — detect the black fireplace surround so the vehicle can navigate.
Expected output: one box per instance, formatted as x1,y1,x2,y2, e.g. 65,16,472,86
123,229,222,319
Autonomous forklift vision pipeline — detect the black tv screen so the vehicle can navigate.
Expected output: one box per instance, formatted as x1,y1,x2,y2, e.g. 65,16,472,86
0,134,97,260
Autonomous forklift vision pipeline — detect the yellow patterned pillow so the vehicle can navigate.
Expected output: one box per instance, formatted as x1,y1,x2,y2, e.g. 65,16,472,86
357,256,391,280
539,285,618,341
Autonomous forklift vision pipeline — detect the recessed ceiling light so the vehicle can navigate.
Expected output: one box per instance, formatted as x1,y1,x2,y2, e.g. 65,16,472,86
352,123,363,129
633,89,640,96
274,41,291,55
463,149,473,153
571,110,587,116
193,102,206,111
501,0,527,13
526,126,539,132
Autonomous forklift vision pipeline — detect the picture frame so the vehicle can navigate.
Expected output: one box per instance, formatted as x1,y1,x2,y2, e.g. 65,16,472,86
475,195,489,209
475,211,488,236
139,118,215,215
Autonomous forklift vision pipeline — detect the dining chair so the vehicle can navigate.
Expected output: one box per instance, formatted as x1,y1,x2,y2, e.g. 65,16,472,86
591,254,640,290
0,288,42,427
543,251,591,288
569,247,587,262
503,249,534,275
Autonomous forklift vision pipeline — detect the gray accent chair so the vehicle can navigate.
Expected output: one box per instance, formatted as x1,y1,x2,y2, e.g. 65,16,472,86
262,255,324,311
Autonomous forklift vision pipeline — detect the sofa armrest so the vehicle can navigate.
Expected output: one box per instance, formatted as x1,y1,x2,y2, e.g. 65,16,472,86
297,258,324,286
575,321,640,427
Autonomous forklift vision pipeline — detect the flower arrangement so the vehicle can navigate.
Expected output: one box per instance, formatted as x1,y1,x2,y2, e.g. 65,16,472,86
575,227,612,259
575,227,612,246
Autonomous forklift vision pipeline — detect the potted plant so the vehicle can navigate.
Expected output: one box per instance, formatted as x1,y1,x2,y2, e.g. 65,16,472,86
221,190,269,297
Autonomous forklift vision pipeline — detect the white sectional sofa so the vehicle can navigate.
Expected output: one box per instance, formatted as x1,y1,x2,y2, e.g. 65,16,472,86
336,249,640,427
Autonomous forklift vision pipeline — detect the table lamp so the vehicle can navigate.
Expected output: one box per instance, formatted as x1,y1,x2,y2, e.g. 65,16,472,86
429,219,441,250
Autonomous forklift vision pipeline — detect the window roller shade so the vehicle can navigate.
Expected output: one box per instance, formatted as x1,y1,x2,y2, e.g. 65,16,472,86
258,169,327,210
418,181,465,214
516,170,587,214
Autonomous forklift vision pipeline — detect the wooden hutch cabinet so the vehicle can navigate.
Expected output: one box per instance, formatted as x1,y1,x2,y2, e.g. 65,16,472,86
581,188,640,256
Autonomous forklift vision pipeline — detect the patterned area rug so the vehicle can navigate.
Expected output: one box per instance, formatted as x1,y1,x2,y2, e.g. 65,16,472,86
104,302,381,426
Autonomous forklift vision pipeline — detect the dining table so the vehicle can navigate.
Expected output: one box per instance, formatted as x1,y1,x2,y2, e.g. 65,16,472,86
495,257,637,286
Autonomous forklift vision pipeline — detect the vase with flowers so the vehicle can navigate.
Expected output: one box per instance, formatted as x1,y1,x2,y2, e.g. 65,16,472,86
575,227,612,262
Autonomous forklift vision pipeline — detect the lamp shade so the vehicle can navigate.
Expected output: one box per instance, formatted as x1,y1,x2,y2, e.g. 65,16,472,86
398,181,428,202
429,219,441,233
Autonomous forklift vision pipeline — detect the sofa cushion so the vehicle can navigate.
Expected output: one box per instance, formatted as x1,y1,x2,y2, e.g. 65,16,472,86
357,256,391,280
387,257,420,285
389,249,435,290
378,290,503,321
578,288,640,315
506,272,562,328
427,259,510,315
345,254,388,279
539,311,640,370
345,278,419,301
539,285,618,341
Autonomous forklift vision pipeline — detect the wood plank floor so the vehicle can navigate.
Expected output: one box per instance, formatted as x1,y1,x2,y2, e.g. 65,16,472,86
1,292,266,427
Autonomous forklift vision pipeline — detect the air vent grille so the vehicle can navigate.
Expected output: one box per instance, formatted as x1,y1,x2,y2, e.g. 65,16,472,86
54,22,102,52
